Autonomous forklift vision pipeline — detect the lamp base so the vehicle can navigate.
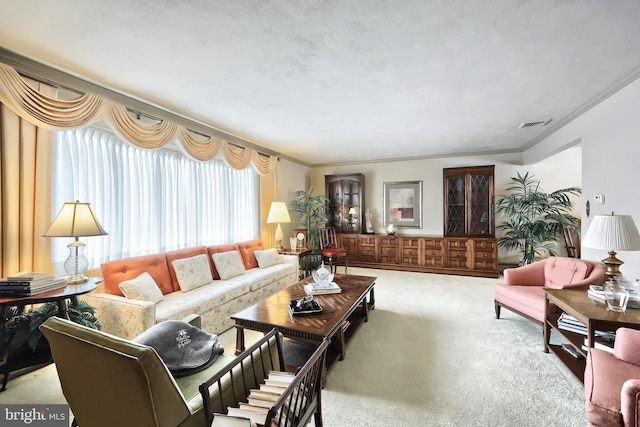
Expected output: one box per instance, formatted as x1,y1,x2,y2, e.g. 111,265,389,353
602,250,624,280
64,240,89,284
66,274,88,284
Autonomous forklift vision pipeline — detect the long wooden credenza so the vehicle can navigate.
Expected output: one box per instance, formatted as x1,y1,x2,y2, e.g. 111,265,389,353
337,233,499,278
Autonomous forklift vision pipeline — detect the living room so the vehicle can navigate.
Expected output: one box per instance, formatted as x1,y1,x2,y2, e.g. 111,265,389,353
2,2,640,426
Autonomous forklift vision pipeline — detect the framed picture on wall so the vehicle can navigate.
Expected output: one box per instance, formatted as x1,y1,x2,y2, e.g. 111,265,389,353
383,181,423,228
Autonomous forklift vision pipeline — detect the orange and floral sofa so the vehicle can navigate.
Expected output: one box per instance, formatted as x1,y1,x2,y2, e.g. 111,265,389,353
83,240,297,339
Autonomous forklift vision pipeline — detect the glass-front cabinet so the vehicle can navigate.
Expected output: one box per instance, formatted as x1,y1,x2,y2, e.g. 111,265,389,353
443,165,495,237
325,173,364,234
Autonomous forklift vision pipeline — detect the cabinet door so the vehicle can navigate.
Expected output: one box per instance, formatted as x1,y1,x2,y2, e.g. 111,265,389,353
326,174,364,234
470,238,497,271
339,234,358,260
399,237,421,265
469,171,493,236
358,235,377,262
379,236,398,264
445,174,467,235
445,238,469,269
422,237,443,267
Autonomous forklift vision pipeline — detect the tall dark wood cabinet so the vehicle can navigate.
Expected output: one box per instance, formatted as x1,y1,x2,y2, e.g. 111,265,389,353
443,165,495,237
325,173,364,234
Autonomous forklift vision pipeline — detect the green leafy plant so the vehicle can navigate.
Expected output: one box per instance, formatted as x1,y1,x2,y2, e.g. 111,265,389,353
495,172,581,266
288,188,329,251
0,299,101,360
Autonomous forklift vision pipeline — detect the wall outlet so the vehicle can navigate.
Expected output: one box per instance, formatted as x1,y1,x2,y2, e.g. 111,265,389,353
593,194,605,204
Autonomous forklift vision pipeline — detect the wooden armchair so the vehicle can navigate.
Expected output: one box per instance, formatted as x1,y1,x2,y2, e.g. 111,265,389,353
318,226,348,274
200,329,329,427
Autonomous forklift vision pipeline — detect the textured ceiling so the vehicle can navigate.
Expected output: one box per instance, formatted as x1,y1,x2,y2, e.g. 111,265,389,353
1,0,640,165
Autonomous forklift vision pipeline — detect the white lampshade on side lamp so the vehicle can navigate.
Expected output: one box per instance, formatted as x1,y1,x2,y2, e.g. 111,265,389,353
582,213,640,280
44,201,108,284
266,201,291,252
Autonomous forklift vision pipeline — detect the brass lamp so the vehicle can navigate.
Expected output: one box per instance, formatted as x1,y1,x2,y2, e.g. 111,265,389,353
44,201,108,283
266,201,291,252
583,213,640,280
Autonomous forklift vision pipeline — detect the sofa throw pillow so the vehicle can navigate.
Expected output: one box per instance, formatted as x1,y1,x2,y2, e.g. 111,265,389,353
254,248,283,269
119,272,164,303
172,254,214,291
212,250,246,280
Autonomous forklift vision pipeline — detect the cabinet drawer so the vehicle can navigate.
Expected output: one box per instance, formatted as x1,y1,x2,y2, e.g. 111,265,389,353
423,238,443,249
401,247,420,265
424,257,443,267
380,246,398,264
379,236,397,247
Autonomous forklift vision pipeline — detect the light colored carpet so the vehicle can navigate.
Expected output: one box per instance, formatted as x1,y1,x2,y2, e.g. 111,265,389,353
2,267,584,426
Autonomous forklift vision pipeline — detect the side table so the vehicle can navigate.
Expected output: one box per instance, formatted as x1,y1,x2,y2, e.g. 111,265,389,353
544,288,640,382
0,278,98,391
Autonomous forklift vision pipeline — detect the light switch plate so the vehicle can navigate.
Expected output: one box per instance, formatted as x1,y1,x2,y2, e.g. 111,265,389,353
593,194,605,204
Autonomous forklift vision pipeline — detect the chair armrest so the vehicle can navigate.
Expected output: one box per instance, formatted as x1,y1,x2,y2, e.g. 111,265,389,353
615,328,640,366
503,262,546,286
82,292,156,340
621,379,640,426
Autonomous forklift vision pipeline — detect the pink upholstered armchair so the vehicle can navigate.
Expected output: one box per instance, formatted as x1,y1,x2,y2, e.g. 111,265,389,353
494,256,605,324
585,327,640,427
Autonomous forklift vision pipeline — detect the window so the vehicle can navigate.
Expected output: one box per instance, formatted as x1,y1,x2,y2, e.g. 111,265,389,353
51,126,260,271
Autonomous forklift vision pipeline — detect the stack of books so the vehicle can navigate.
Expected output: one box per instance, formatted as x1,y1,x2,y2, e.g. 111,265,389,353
0,272,67,296
221,370,297,427
304,281,342,295
557,312,616,340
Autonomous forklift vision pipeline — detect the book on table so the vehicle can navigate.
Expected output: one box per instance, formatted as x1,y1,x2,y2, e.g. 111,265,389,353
211,414,252,427
304,281,342,295
557,312,616,339
0,276,67,296
6,271,54,282
582,337,614,354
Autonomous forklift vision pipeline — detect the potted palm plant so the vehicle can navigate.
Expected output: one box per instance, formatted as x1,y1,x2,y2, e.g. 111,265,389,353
495,172,581,266
0,299,100,362
288,188,329,252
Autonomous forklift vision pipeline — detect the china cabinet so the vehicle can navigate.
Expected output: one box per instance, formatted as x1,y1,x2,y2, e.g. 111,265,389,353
325,173,364,234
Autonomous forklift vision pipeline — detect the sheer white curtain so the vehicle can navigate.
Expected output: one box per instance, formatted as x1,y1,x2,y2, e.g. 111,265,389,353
51,127,260,271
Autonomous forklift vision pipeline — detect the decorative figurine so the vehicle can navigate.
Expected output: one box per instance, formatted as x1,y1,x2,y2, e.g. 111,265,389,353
365,208,373,233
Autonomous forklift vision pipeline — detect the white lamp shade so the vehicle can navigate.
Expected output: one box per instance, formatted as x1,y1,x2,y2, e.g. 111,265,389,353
266,202,291,224
348,208,357,215
583,214,640,251
44,201,108,237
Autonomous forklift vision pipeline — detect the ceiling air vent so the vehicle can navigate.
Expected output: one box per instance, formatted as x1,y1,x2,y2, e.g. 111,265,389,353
519,119,553,129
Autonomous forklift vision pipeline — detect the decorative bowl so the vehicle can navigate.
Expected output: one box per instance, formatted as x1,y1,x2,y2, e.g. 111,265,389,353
312,262,334,285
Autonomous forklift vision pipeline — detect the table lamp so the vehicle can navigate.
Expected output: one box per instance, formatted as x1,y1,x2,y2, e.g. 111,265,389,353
44,201,108,283
582,213,640,279
266,201,291,251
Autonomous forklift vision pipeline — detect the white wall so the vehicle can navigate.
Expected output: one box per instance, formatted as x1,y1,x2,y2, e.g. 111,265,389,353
274,159,312,243
529,77,640,280
292,148,582,264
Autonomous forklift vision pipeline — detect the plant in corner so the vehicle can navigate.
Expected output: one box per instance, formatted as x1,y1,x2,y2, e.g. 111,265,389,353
0,299,101,361
495,172,581,266
288,187,329,252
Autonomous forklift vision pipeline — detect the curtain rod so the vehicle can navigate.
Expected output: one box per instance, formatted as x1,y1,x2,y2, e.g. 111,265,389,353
0,47,280,159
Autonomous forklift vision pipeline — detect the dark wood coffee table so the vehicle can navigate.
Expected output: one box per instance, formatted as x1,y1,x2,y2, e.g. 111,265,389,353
232,274,376,368
544,288,640,382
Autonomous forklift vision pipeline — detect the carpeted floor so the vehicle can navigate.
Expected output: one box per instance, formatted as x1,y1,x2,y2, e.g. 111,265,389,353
2,267,584,426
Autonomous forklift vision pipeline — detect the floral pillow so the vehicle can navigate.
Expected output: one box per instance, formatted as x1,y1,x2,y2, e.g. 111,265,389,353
212,251,246,280
172,254,214,291
119,272,164,303
254,248,283,269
